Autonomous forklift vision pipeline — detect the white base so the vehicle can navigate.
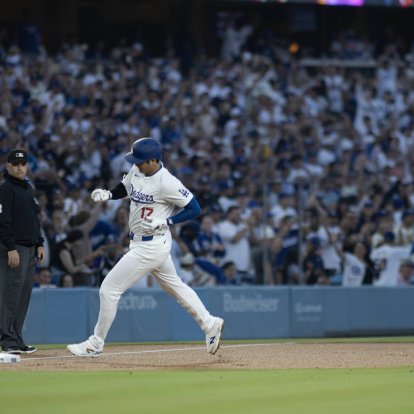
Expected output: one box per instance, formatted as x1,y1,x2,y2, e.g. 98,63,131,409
0,352,21,363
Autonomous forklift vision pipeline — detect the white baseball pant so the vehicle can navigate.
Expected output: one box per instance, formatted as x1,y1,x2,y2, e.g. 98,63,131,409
90,232,215,348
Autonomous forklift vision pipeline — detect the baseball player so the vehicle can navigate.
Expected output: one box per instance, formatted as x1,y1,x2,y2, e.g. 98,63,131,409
67,138,224,356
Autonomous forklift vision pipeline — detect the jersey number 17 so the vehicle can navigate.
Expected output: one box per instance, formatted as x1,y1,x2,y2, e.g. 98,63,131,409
141,207,154,219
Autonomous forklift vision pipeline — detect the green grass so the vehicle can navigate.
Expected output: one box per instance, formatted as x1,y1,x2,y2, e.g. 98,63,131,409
1,368,414,414
2,338,414,414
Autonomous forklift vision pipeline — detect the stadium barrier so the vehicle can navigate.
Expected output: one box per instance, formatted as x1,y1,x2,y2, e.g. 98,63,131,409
23,286,414,344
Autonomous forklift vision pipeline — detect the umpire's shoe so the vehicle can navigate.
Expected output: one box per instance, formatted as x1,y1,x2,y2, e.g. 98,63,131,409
1,345,35,354
20,345,37,354
2,345,23,354
206,317,224,355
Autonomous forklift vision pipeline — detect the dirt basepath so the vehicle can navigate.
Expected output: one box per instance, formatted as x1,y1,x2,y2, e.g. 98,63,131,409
1,342,414,371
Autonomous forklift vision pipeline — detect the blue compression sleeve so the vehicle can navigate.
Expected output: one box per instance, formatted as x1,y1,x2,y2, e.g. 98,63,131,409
168,197,201,225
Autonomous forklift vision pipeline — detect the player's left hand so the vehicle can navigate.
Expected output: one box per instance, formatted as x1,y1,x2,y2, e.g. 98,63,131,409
142,218,168,233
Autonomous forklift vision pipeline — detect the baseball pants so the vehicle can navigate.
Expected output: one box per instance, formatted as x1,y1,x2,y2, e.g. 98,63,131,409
91,232,215,348
0,244,36,349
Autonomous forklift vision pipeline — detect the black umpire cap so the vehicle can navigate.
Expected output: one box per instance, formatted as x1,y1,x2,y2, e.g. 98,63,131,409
7,149,28,164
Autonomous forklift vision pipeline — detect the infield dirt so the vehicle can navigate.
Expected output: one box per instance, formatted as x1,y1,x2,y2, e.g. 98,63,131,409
1,342,414,371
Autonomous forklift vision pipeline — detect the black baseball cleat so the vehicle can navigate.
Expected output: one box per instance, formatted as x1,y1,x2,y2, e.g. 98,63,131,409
20,345,37,354
2,345,23,354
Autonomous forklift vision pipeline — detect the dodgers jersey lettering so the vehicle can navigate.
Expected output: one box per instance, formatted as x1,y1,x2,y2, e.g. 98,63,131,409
122,165,192,236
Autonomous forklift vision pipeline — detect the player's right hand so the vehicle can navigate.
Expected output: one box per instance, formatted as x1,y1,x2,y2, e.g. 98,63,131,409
91,189,112,203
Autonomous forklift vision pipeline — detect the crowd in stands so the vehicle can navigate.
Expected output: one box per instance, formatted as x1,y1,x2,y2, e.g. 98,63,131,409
2,20,414,288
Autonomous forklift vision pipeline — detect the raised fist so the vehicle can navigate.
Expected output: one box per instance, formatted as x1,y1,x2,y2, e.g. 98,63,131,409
91,189,112,203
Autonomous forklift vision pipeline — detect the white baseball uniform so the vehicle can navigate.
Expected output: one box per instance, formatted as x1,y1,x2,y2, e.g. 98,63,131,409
88,165,217,349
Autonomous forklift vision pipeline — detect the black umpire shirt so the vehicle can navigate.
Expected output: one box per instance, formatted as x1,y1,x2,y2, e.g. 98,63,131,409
0,172,43,251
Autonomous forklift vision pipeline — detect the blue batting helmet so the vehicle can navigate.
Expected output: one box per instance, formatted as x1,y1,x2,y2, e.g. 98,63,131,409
124,138,162,164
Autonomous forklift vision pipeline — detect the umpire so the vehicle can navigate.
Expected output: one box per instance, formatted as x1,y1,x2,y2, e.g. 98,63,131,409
0,149,45,354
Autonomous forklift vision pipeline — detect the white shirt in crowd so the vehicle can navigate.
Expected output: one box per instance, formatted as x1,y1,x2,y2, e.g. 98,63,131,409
370,245,412,287
342,253,366,287
217,221,251,273
317,226,342,274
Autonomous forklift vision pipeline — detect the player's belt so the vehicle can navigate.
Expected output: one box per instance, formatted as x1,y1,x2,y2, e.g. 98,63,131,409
129,232,153,242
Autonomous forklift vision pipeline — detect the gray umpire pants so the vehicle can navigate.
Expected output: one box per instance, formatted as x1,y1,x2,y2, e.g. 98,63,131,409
0,244,36,349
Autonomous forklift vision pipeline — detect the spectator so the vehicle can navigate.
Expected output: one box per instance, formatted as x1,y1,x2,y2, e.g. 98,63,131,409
249,207,275,285
271,213,300,285
318,212,344,278
394,209,414,246
95,240,123,287
63,186,84,219
51,229,96,286
335,240,375,286
58,273,74,288
217,206,253,282
33,267,56,288
270,193,297,228
221,17,253,62
67,204,102,265
302,236,329,285
110,205,130,245
178,221,201,257
195,214,226,264
179,252,216,286
3,27,414,286
89,217,117,251
217,180,238,213
45,209,67,251
397,259,414,286
221,261,242,285
371,231,413,287
194,176,219,210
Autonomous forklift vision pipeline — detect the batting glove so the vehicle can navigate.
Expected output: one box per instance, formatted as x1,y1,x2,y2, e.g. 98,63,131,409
142,218,169,233
91,189,112,203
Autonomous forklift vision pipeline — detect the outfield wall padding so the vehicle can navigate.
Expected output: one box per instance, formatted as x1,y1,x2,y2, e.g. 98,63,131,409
23,286,414,344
